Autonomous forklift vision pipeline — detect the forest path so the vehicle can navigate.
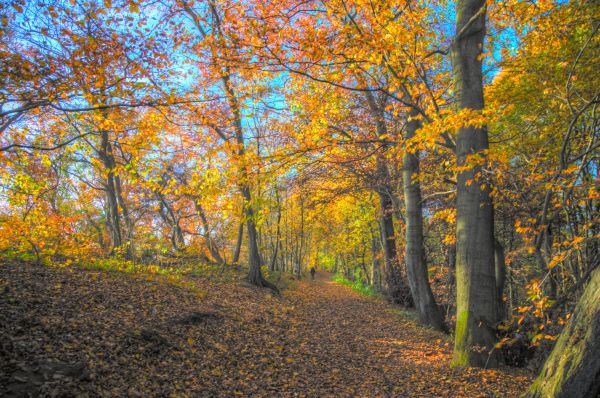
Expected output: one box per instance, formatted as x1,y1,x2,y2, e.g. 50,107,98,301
0,262,531,397
276,271,530,397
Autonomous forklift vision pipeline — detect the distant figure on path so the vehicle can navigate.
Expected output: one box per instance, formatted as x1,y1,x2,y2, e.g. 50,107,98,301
310,267,316,280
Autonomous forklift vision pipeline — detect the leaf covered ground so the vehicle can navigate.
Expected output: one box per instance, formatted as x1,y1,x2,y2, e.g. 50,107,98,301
0,261,531,397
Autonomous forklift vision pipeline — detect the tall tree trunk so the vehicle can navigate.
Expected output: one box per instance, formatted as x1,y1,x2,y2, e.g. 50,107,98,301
269,193,282,272
379,189,413,307
370,226,382,290
447,242,457,285
525,268,600,398
297,194,305,276
105,173,122,250
242,185,274,288
451,0,501,367
494,239,506,322
544,224,558,300
364,89,413,306
183,1,276,292
114,175,133,258
223,75,277,292
402,109,446,332
99,129,122,252
232,217,244,265
333,255,338,274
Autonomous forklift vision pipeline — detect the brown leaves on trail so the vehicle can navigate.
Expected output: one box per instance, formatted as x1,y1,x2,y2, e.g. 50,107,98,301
0,262,531,397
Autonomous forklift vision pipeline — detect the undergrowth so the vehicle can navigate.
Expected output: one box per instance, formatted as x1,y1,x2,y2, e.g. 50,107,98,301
331,273,381,298
80,258,211,294
3,251,296,293
264,269,298,291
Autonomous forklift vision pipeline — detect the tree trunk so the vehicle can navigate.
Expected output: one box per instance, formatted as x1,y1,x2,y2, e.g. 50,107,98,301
99,129,122,253
379,190,413,307
114,175,133,258
105,173,122,251
297,193,305,276
364,89,413,306
156,192,184,252
184,2,276,292
195,201,225,265
494,239,506,322
451,0,501,367
402,109,446,332
447,242,456,285
232,218,244,265
223,72,276,291
242,187,273,287
269,194,282,272
525,267,600,398
370,226,382,290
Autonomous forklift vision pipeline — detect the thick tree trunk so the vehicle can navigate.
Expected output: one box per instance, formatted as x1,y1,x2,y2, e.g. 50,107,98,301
402,110,446,332
525,268,600,398
451,0,501,367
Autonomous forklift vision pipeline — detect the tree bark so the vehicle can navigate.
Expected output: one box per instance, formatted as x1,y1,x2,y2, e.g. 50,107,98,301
156,191,184,252
370,226,382,290
99,129,122,253
114,174,133,257
494,239,506,322
379,189,413,307
269,192,282,272
195,201,225,265
447,242,456,285
451,0,501,367
232,217,244,265
525,267,600,398
402,109,447,332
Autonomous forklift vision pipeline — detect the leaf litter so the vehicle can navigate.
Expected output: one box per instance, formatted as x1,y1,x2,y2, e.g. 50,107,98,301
0,261,531,397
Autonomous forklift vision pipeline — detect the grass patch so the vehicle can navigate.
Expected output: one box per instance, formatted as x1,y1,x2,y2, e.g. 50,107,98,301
79,257,212,294
331,273,381,298
386,307,418,321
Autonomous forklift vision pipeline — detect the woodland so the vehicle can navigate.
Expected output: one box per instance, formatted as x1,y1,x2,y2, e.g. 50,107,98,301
0,0,599,397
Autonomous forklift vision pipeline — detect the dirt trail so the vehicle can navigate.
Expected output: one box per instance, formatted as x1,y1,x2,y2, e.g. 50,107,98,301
0,263,531,397
278,271,530,397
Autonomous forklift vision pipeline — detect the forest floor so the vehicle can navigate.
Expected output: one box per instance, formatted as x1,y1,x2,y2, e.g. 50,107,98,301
0,261,532,397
